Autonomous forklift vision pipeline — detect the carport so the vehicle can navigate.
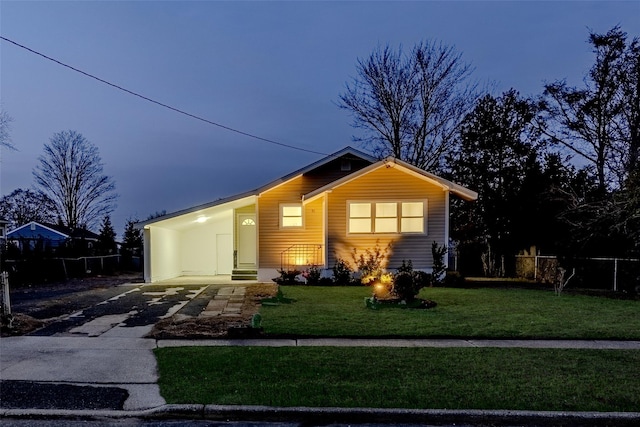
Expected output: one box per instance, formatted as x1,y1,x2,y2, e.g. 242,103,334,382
140,195,256,283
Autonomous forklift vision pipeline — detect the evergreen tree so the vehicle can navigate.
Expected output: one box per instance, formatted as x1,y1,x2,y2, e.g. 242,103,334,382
121,217,143,270
447,90,546,275
122,217,142,256
98,215,117,255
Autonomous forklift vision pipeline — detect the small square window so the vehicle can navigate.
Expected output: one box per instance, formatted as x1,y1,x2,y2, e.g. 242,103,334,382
281,204,303,228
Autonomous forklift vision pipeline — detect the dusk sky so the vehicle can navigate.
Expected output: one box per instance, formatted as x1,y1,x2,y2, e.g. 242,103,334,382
1,1,639,235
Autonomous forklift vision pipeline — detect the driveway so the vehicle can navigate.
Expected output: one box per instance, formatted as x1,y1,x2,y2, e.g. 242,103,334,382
1,276,242,411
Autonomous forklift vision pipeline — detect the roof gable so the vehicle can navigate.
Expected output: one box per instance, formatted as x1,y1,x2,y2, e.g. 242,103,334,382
7,221,70,239
7,221,100,240
303,157,478,202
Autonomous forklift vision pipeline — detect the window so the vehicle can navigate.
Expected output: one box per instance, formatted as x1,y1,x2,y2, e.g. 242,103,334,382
281,204,303,228
401,202,424,233
349,203,371,233
348,201,425,234
241,218,256,226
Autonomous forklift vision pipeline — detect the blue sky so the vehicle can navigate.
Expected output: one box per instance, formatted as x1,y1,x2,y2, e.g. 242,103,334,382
1,1,638,234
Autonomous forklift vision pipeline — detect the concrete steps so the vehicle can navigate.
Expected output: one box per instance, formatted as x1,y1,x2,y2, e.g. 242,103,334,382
231,269,257,280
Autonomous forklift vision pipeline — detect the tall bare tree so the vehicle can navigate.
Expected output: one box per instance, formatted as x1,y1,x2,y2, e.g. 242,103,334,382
33,130,117,230
339,41,477,171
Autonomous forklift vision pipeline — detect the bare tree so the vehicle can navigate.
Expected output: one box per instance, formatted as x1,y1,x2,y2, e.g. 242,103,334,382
0,110,15,150
0,189,57,230
33,130,117,230
540,26,638,191
338,41,478,171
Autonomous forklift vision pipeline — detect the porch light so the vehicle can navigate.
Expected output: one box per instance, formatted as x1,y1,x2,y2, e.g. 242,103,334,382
195,216,207,223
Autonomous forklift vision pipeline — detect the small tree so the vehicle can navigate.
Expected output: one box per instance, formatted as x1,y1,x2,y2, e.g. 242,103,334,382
431,241,448,285
97,215,117,255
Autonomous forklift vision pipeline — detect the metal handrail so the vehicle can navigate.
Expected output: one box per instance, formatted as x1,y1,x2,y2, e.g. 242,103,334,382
280,244,323,271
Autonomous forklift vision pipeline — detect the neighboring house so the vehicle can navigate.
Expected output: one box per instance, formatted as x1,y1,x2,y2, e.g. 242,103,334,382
138,147,477,283
6,221,99,254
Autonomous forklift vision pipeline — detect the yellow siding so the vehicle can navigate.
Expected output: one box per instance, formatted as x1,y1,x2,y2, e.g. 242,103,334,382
258,176,324,268
327,166,447,270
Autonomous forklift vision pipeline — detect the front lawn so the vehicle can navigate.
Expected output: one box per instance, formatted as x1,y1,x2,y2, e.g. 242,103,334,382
259,286,640,339
156,346,640,411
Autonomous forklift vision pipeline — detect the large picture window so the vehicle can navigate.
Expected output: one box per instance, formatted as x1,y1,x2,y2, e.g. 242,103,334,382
348,201,425,234
280,204,303,228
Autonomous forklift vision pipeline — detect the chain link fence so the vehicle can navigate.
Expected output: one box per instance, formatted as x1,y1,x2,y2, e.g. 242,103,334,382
515,255,640,293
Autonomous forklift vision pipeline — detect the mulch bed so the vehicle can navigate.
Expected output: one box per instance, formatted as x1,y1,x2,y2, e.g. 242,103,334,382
146,283,278,339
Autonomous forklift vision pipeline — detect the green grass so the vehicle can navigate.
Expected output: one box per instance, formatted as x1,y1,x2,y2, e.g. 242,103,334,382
155,346,640,411
259,286,640,339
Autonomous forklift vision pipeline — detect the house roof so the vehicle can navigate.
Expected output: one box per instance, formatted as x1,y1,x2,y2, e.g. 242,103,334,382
303,157,478,202
137,146,377,228
138,146,477,228
7,221,100,240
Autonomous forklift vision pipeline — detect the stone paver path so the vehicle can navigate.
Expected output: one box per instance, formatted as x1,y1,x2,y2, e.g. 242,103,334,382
200,286,246,317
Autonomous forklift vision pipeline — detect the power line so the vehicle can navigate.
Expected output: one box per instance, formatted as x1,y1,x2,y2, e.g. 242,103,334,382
0,35,329,156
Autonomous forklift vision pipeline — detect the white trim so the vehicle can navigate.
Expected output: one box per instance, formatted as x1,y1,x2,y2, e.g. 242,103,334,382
444,190,450,269
323,193,328,268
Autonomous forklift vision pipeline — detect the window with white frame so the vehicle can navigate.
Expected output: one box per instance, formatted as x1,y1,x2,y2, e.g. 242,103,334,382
348,201,425,234
280,204,303,228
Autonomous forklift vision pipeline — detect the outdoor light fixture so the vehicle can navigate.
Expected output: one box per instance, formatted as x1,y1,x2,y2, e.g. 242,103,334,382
195,216,207,223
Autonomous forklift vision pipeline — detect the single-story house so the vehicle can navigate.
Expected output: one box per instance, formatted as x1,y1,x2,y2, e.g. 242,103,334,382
139,147,477,283
6,221,99,253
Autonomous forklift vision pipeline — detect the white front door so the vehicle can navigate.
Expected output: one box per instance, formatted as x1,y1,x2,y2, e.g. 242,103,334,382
237,214,256,267
216,234,233,274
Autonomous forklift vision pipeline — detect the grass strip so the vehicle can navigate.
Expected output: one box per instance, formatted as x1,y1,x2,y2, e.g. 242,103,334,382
259,286,640,339
155,347,640,412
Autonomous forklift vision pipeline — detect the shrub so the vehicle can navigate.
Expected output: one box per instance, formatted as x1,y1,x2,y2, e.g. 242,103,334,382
391,260,430,301
431,241,448,285
351,241,392,282
332,258,353,285
272,269,302,285
392,271,417,301
302,265,321,285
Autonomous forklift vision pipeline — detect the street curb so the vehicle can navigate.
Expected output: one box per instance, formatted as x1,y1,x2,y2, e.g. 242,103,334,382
2,404,640,425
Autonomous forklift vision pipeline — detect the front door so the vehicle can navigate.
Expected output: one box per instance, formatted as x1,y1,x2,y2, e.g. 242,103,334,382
237,214,256,267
